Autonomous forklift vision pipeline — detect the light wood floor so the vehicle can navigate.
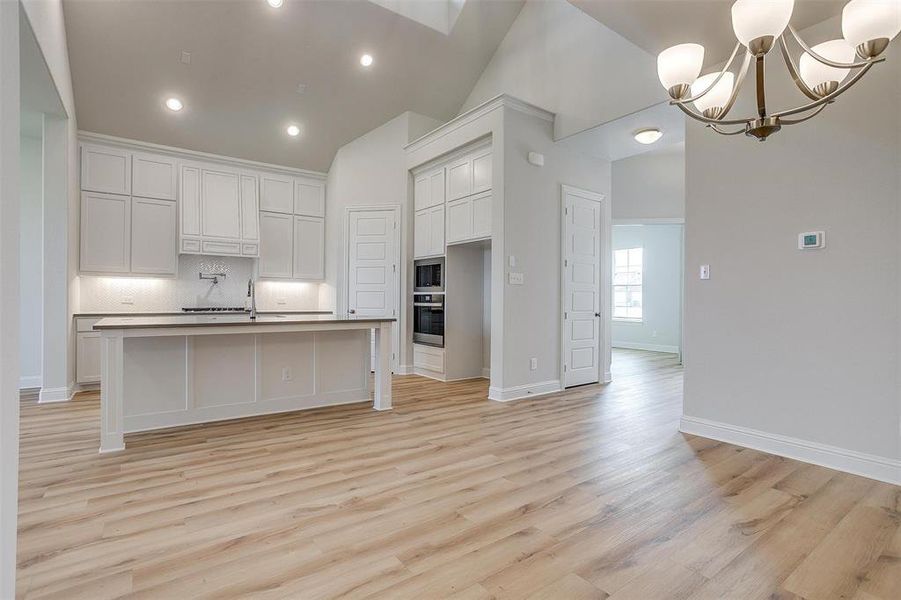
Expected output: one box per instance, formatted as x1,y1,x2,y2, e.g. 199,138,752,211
16,350,900,599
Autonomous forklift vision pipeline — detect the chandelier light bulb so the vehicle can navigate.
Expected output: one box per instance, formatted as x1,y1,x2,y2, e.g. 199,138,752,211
691,72,735,117
657,43,705,98
731,0,795,52
842,0,901,56
799,39,857,95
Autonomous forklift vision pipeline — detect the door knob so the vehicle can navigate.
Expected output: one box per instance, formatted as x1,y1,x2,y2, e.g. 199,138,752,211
594,312,601,317
349,309,356,314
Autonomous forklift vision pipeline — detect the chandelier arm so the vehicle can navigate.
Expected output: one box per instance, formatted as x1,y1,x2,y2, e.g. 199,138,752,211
710,124,747,136
714,50,753,120
755,55,767,118
673,100,751,126
779,104,828,125
786,24,879,69
778,35,820,101
772,61,874,118
673,42,743,104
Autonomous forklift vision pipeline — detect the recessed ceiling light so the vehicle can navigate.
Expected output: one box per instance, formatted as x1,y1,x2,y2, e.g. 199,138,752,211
286,124,301,137
267,0,284,8
634,128,663,144
165,97,184,112
360,54,373,67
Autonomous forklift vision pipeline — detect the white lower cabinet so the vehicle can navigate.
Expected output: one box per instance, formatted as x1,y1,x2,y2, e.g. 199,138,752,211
446,191,491,245
130,198,177,275
413,344,445,375
414,205,445,259
76,318,102,384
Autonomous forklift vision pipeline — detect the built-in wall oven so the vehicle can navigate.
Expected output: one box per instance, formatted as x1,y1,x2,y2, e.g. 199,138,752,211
414,258,445,293
413,294,445,347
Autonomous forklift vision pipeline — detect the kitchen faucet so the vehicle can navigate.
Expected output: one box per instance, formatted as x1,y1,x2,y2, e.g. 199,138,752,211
247,278,257,320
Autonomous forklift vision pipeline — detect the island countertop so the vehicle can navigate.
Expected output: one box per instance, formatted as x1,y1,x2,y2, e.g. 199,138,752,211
94,313,397,330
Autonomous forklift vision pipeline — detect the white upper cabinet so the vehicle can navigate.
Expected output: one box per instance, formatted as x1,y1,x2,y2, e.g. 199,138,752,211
260,173,294,214
201,168,242,240
132,152,177,200
258,212,294,278
130,197,177,275
414,205,444,259
293,216,325,280
80,192,131,273
446,156,472,202
295,179,325,217
471,190,492,239
447,191,491,245
180,165,201,239
471,150,492,194
81,144,131,195
414,168,445,211
240,174,259,242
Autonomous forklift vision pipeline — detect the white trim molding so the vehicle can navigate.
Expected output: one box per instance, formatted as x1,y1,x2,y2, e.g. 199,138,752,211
38,386,73,404
395,364,413,376
680,415,901,486
489,380,562,402
613,341,680,354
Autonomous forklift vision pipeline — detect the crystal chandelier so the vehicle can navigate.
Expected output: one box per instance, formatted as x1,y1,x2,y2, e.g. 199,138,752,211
657,0,901,140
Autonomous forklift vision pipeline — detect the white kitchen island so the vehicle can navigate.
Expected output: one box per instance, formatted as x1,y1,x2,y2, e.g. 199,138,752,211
93,314,394,453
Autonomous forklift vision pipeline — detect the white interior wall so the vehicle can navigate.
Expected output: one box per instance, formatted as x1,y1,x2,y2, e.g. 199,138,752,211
482,244,491,376
19,134,42,388
683,17,901,479
612,143,685,220
612,224,682,354
459,0,662,140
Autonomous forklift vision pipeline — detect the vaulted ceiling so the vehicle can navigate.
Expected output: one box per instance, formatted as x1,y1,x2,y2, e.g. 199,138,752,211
62,0,524,172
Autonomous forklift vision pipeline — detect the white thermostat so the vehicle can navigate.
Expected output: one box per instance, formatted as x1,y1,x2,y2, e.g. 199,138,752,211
798,231,825,250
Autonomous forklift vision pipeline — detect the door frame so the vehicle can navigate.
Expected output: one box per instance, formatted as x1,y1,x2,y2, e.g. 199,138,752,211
344,205,402,372
559,185,612,388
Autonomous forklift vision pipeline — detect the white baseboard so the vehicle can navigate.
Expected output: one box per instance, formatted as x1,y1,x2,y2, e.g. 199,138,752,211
680,415,901,486
613,341,680,354
395,364,413,375
603,370,612,383
489,380,561,402
19,376,42,389
38,386,74,403
481,367,490,379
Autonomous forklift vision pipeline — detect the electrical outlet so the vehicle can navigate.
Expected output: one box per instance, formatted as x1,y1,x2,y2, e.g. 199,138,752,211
276,297,287,306
121,296,134,305
509,272,524,285
530,357,538,371
281,367,293,382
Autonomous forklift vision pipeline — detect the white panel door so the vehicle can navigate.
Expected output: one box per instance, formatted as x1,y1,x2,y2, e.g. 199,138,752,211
131,198,177,275
295,180,325,217
293,216,324,280
563,190,602,388
259,212,294,278
240,174,259,241
81,144,131,195
201,168,241,239
80,191,130,273
260,173,294,213
180,165,201,237
132,152,177,200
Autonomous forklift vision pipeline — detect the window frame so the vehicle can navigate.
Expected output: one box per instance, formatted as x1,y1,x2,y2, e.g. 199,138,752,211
613,247,643,323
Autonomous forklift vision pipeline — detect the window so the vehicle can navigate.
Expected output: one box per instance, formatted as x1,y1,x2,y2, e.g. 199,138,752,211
613,247,643,321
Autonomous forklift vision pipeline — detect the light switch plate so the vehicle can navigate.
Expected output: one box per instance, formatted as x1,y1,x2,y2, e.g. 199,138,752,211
699,265,710,280
509,272,524,285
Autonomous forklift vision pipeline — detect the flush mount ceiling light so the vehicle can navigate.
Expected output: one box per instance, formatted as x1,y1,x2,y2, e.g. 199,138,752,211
657,0,901,141
286,124,301,137
266,0,284,8
634,128,663,144
360,53,374,67
165,97,183,112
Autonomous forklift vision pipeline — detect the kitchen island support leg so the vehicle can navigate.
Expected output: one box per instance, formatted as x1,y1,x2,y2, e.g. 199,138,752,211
373,322,392,410
99,334,125,453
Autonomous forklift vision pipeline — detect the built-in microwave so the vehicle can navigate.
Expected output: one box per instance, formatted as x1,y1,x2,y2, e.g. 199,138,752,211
413,294,445,347
414,258,445,293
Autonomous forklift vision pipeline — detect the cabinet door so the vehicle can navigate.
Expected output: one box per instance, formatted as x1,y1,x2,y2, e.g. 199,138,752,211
472,191,492,239
76,332,102,384
80,192,130,273
201,168,241,239
445,198,472,244
414,175,430,212
428,205,445,256
81,144,131,195
293,216,325,280
259,212,294,278
414,209,429,259
295,180,325,217
131,198,177,275
132,152,177,200
260,173,294,214
472,150,492,194
240,174,259,241
446,157,472,201
180,165,201,237
429,169,446,207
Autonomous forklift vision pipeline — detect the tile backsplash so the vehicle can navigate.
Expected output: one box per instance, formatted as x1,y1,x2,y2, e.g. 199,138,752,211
78,255,321,313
